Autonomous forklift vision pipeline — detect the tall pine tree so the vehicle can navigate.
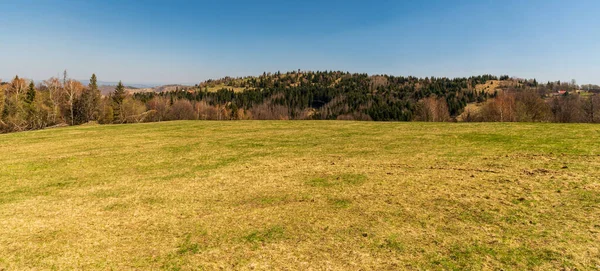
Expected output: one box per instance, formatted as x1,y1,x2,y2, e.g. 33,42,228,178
24,81,37,128
24,81,36,105
112,81,126,123
85,73,101,121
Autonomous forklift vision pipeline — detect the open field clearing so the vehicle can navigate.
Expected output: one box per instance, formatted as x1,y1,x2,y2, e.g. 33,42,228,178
1,121,599,270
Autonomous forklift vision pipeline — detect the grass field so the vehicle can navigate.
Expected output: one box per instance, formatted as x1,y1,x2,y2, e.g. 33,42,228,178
1,121,599,270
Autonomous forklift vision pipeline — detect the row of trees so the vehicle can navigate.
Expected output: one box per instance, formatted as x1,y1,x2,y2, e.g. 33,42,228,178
463,91,600,123
2,71,599,133
0,72,136,132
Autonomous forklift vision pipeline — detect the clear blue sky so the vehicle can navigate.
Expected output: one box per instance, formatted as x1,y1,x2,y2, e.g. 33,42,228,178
1,0,599,85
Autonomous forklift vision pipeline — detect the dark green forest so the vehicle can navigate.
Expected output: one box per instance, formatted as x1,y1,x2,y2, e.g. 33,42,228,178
2,71,599,133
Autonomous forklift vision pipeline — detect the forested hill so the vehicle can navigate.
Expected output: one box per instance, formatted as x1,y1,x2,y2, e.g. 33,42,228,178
136,71,506,121
2,71,599,133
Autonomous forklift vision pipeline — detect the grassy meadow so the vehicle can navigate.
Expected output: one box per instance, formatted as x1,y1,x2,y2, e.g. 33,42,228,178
0,121,599,270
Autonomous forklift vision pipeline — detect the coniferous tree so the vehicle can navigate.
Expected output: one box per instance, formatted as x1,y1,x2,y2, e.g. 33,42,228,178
24,81,36,105
78,73,102,122
112,81,126,123
89,74,101,119
23,81,37,128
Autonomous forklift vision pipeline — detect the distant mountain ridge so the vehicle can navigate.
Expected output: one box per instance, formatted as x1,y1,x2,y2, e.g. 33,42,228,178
84,80,189,89
96,83,191,95
21,78,192,95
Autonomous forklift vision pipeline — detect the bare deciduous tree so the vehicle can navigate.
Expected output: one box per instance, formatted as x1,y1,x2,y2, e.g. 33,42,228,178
515,90,551,122
415,96,450,122
196,100,218,120
551,95,585,123
582,94,600,123
43,77,63,123
168,100,196,120
10,76,27,104
147,97,170,122
121,97,147,123
479,92,516,122
64,79,83,125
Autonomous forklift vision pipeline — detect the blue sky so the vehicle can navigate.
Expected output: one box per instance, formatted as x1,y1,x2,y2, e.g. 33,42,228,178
1,0,599,85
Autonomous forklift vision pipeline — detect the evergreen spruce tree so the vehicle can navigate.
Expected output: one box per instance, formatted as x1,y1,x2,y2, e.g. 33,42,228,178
112,81,126,123
89,74,101,120
24,81,37,128
75,74,99,123
25,81,36,105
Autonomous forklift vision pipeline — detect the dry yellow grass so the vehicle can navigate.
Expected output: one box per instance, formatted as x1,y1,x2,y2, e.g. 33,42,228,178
475,80,523,94
0,121,599,270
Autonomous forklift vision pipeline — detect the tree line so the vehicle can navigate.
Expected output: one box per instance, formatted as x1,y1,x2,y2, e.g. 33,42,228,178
1,71,599,133
0,72,144,132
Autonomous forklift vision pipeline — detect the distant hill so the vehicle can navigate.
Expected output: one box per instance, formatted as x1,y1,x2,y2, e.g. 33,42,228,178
130,70,597,123
153,84,192,93
81,80,163,89
97,83,191,95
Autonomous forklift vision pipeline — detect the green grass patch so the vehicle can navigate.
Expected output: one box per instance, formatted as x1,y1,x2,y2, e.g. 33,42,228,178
242,226,285,244
329,198,351,208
